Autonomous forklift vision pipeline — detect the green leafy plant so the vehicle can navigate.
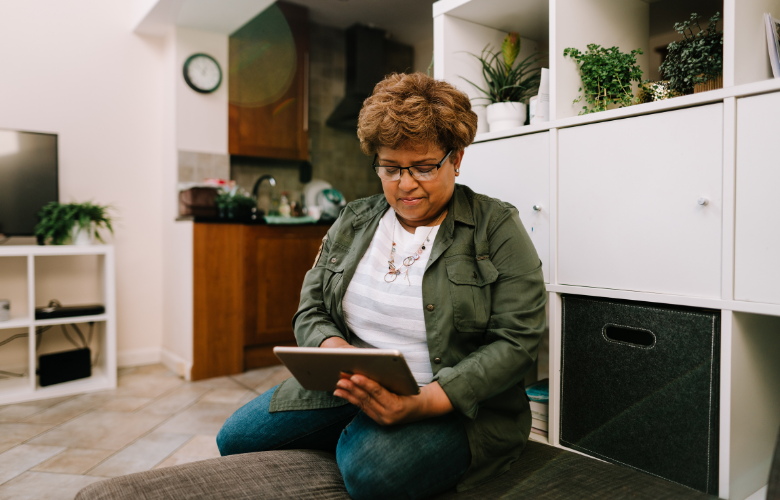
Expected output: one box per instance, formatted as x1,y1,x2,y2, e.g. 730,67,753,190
563,44,644,114
34,201,115,245
462,32,545,105
660,12,723,95
215,186,256,220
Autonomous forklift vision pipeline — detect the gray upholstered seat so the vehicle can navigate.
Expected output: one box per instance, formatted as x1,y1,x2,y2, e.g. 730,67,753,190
76,441,722,500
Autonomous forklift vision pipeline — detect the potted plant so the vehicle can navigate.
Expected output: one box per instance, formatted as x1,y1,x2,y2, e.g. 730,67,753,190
463,32,545,132
34,201,115,245
215,186,256,221
660,12,723,95
563,44,644,114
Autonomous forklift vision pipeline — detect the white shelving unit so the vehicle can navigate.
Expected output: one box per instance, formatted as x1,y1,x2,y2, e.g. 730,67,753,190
0,245,116,405
435,0,780,499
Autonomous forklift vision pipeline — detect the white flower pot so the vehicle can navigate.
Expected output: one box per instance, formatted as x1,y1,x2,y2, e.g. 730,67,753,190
71,223,94,246
474,106,489,135
486,102,527,132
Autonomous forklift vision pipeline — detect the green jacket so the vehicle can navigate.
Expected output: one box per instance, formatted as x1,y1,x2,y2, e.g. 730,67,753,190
270,184,548,491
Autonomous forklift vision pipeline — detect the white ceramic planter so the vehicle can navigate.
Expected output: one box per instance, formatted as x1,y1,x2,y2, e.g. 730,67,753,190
486,102,527,132
71,223,94,246
474,106,489,135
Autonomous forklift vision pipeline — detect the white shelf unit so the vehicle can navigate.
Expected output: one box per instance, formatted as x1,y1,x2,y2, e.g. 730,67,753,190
436,1,780,499
0,245,116,405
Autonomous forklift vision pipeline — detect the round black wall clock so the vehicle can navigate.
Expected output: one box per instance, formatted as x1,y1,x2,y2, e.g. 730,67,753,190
183,53,222,94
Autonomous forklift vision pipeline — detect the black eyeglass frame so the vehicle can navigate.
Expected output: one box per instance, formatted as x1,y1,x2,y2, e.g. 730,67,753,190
372,149,454,181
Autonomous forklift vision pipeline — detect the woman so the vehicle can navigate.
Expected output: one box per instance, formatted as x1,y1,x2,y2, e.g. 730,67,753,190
217,73,547,499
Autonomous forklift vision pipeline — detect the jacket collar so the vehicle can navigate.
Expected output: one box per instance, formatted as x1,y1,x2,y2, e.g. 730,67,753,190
451,184,475,227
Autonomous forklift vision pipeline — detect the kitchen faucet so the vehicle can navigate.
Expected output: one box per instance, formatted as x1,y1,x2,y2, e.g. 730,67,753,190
252,175,277,198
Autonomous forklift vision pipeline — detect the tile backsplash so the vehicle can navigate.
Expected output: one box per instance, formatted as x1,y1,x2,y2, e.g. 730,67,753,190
178,151,230,183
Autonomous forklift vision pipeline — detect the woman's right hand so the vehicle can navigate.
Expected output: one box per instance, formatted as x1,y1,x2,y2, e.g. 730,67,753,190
320,337,356,349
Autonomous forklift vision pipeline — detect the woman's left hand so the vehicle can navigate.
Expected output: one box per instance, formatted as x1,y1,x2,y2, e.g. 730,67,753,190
334,374,453,426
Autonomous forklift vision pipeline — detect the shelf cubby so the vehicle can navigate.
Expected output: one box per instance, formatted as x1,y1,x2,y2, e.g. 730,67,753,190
0,327,33,395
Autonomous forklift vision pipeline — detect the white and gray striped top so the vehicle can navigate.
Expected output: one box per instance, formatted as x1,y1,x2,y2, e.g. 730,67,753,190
342,208,441,386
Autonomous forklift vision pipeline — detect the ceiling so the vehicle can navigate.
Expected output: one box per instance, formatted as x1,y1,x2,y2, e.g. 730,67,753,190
285,0,437,46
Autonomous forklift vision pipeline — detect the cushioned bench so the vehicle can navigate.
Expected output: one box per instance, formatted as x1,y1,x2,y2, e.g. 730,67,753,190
77,437,774,500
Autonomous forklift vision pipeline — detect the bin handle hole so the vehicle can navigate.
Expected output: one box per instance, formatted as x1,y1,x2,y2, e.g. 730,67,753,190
602,324,656,349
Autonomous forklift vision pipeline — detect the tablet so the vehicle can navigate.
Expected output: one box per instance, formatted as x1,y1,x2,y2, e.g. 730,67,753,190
273,347,421,396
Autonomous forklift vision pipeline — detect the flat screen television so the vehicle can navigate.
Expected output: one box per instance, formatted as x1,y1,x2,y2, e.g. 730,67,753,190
0,129,58,237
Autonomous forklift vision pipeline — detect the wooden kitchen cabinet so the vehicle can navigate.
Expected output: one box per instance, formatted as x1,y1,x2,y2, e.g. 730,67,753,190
228,2,309,160
242,224,329,369
192,223,329,380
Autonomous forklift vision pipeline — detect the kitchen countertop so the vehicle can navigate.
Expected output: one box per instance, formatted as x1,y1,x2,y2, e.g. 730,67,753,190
176,215,333,226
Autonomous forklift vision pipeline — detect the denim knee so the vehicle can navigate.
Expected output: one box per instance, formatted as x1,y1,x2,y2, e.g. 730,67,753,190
216,415,242,456
339,457,393,500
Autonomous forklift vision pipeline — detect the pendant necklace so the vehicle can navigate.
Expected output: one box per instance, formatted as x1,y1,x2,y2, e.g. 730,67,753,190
385,210,447,284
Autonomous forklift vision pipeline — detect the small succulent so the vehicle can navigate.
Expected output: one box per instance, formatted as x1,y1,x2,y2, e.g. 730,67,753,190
461,36,545,105
502,32,521,73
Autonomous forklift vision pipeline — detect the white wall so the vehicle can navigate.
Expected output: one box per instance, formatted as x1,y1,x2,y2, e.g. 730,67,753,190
175,27,229,154
0,0,166,365
160,27,228,378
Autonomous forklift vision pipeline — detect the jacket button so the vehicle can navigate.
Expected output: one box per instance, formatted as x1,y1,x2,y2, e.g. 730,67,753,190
426,304,434,311
434,357,442,364
472,271,477,278
330,258,337,263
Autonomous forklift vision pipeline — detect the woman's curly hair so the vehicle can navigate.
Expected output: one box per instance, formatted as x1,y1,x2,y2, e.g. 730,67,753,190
357,73,478,156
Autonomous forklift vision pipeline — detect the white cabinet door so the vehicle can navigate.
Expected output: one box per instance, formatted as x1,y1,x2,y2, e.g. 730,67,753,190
735,93,780,305
459,132,550,282
558,104,723,297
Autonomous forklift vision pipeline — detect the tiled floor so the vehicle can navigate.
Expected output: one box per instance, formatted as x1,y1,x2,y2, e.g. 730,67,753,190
0,363,292,500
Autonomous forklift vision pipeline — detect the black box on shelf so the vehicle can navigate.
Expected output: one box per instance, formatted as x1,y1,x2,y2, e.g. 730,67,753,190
35,304,105,320
38,348,91,386
560,295,720,494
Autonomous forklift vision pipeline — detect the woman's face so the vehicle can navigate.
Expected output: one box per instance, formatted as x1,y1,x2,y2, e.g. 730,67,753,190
376,144,464,229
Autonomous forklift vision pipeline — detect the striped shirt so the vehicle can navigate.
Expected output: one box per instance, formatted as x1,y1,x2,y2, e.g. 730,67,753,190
342,208,440,386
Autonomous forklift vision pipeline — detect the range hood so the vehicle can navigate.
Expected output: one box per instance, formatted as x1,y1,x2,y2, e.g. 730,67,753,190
326,25,414,131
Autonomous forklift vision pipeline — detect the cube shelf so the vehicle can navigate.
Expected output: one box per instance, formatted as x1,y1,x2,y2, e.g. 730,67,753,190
0,245,116,405
435,2,780,498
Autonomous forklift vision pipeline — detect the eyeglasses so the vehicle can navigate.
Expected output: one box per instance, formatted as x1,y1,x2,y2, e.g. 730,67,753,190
372,149,453,182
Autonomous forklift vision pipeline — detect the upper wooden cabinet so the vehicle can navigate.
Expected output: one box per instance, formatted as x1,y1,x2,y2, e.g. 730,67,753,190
229,2,309,160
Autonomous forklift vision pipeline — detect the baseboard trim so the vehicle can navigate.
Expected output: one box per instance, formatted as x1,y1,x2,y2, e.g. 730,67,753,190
161,349,192,381
117,348,162,368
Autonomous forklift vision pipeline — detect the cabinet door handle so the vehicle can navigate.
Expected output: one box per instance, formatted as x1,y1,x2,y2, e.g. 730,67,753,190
698,197,709,206
533,205,542,212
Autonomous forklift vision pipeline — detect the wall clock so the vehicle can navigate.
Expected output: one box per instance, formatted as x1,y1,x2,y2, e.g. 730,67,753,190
183,53,222,94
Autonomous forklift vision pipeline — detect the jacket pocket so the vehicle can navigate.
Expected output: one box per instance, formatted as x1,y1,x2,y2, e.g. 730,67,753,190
445,255,498,332
323,242,348,314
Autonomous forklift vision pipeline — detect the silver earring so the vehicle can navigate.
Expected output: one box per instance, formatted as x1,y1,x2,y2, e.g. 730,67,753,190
455,168,459,173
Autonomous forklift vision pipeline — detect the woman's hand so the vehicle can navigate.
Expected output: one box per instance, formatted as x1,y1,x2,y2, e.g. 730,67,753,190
333,374,453,426
320,337,356,349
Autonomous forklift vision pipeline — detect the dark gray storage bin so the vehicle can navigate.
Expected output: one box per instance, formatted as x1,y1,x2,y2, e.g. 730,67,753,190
560,295,720,494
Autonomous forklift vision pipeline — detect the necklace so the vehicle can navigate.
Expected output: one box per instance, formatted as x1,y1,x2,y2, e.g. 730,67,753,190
385,210,447,284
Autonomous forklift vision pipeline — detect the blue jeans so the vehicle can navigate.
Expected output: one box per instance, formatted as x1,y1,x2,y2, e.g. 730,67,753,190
217,385,471,500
